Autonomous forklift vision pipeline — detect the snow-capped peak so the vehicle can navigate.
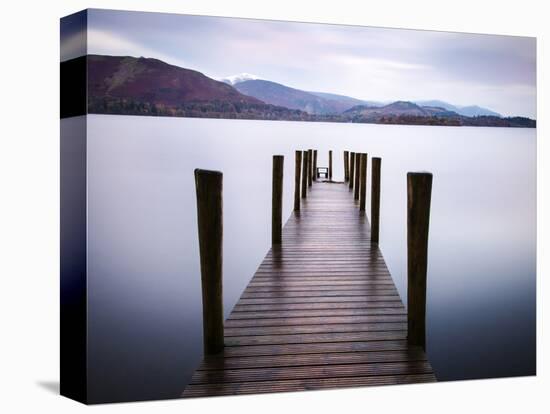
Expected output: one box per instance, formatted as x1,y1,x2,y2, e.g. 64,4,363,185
220,73,260,85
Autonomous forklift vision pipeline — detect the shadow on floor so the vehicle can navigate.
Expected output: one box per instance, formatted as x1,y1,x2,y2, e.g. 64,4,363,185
36,381,59,395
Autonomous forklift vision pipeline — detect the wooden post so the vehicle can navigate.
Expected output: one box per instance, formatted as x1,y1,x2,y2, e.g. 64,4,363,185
308,149,313,187
359,153,368,211
407,172,433,351
371,157,381,243
194,169,224,355
301,150,308,199
294,150,302,211
328,150,333,180
272,155,284,244
344,151,349,182
349,152,355,190
349,152,354,185
354,152,361,200
313,150,318,181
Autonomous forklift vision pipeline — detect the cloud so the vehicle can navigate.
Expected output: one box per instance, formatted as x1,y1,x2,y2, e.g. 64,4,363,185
85,10,536,118
87,28,189,69
60,29,87,62
329,55,430,71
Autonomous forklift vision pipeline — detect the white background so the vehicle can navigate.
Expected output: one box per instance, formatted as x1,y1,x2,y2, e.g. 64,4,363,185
0,0,547,412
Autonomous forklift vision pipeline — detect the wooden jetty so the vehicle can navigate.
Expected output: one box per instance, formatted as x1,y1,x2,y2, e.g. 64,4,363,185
184,155,435,398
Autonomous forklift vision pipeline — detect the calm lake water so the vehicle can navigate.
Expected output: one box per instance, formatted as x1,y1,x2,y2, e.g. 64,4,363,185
83,114,536,402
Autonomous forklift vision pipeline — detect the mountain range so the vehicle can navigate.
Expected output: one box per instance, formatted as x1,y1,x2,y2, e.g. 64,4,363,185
344,101,459,119
232,79,355,115
413,100,502,117
79,54,534,127
223,75,501,117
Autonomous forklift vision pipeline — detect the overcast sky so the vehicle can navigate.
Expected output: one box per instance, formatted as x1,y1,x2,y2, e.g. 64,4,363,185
79,9,535,118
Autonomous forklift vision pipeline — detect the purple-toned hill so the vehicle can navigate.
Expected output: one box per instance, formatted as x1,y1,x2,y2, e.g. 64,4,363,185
85,55,309,120
87,55,262,106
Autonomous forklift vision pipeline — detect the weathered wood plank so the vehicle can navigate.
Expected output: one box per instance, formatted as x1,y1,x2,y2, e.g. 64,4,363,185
248,278,395,288
233,302,404,312
224,322,407,337
243,285,398,293
227,307,407,320
225,314,407,328
224,330,407,346
198,349,426,370
182,373,436,397
240,289,399,298
235,296,401,305
221,339,414,357
191,360,434,384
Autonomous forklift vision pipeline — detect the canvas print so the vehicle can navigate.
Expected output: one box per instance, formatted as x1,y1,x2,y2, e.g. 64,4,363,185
60,9,536,404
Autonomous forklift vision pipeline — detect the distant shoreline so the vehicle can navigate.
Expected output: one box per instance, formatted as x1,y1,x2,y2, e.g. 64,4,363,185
86,106,536,128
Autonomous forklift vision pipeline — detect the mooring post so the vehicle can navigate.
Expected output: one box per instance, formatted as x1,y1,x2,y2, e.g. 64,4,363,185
313,150,318,180
351,152,356,187
349,152,355,190
371,157,382,243
272,155,284,244
194,169,224,355
344,151,349,182
294,150,302,211
354,152,361,200
328,150,333,180
407,172,433,351
308,149,313,187
359,153,368,211
301,150,308,199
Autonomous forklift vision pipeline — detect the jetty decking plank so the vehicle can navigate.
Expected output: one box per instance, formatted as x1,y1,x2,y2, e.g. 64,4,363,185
182,182,435,398
183,373,436,397
224,330,408,346
227,307,408,320
219,339,415,357
225,314,407,328
198,349,427,370
240,289,399,298
191,361,434,384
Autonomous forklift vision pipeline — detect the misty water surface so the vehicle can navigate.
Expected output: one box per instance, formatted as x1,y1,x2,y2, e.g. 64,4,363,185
82,115,535,402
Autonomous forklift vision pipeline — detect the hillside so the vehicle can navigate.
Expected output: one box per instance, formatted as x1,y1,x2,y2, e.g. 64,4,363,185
344,101,459,119
85,55,308,120
87,55,262,106
308,91,382,109
415,100,501,117
233,79,356,115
